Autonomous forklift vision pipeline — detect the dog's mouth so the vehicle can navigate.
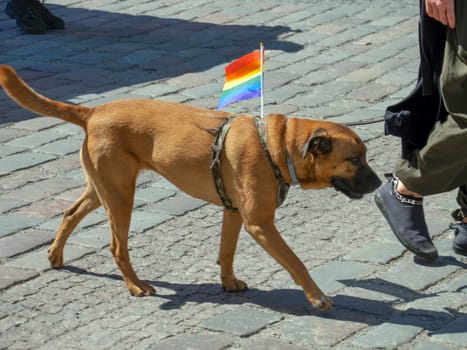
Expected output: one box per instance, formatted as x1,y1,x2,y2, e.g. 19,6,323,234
330,177,364,199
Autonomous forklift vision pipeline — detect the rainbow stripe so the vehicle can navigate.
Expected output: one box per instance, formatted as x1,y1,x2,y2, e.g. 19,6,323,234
218,49,263,109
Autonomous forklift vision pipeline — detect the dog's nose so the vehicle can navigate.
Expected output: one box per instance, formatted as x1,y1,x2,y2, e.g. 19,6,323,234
373,176,383,189
368,174,382,192
359,166,382,193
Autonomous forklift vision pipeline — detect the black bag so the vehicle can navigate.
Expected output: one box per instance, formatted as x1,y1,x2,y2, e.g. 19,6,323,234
384,0,447,161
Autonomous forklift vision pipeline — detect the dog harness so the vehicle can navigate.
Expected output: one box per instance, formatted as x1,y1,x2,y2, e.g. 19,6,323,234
211,117,237,212
211,116,296,213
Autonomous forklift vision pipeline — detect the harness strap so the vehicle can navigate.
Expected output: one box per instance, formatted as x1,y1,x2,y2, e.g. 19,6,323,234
211,116,292,213
254,117,290,208
211,117,238,212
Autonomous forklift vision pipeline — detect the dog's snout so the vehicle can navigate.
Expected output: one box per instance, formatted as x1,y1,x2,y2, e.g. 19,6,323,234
370,175,382,191
363,168,382,193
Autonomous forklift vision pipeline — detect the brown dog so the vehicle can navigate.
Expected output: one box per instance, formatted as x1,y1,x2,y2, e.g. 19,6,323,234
0,65,381,310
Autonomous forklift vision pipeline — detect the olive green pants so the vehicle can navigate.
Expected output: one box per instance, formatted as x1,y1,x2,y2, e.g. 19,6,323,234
396,0,467,214
395,113,467,212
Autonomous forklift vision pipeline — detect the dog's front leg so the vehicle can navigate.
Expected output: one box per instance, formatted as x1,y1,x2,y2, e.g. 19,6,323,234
245,221,333,310
217,209,247,292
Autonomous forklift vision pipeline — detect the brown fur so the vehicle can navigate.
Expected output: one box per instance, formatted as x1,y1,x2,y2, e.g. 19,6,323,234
0,65,380,310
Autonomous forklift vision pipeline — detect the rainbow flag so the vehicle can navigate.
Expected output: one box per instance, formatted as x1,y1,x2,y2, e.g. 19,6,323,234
218,46,264,110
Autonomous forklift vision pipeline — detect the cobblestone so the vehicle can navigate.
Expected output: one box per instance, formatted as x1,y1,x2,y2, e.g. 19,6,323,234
0,152,57,174
0,266,38,290
378,257,461,291
0,229,55,258
201,306,283,336
350,321,423,349
149,334,232,350
0,215,44,238
0,0,466,349
5,245,94,272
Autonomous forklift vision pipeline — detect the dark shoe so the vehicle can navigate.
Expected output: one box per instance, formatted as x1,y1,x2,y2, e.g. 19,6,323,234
5,0,47,34
375,179,438,261
5,0,64,33
31,0,65,30
453,223,467,256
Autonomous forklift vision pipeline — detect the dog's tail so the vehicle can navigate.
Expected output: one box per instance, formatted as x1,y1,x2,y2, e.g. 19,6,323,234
0,65,92,128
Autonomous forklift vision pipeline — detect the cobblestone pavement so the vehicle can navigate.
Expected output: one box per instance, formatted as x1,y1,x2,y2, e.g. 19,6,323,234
1,0,466,349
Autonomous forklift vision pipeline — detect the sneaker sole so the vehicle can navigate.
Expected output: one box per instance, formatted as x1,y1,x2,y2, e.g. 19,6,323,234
375,191,438,261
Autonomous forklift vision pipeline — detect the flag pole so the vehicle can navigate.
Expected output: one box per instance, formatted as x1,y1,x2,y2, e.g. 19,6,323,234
260,42,264,119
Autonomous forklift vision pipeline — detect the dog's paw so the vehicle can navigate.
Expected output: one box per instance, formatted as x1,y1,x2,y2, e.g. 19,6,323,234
310,295,333,311
222,277,248,292
48,247,64,268
128,282,156,297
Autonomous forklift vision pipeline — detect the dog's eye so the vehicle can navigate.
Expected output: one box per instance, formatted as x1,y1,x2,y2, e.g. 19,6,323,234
349,157,361,166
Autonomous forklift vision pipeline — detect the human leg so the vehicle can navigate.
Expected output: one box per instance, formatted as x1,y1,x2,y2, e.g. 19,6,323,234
395,115,467,195
376,114,467,260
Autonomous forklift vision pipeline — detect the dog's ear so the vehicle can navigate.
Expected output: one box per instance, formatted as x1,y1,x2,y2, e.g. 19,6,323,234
301,128,333,158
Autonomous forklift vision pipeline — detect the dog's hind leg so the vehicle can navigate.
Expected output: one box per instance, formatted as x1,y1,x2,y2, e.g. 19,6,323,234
48,182,101,268
104,186,155,296
82,147,155,296
217,209,247,292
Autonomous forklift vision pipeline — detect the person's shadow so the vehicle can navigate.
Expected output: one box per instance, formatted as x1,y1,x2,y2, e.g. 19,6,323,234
0,4,303,122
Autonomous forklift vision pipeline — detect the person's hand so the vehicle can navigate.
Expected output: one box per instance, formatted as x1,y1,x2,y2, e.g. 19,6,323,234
425,0,456,29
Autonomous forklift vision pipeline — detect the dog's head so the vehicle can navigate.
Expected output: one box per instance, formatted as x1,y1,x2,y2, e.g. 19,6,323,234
296,122,381,199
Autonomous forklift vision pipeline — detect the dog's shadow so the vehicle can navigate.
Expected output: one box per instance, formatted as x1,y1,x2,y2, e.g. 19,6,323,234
62,258,467,336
